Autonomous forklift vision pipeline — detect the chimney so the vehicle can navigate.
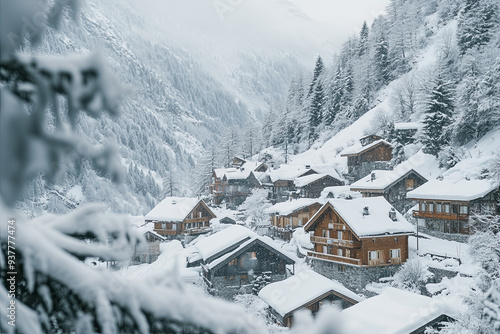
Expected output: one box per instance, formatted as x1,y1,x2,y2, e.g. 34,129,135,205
389,208,397,221
305,165,311,169
172,200,177,205
363,206,369,216
371,173,376,182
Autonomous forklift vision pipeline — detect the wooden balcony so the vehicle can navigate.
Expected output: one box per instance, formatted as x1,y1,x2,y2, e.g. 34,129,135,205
184,217,210,224
413,210,468,221
307,251,362,266
310,236,361,248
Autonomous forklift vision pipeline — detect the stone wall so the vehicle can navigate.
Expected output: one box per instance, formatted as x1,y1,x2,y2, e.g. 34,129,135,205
309,259,400,293
418,227,469,243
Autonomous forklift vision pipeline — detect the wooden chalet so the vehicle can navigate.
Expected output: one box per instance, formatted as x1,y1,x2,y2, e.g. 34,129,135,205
223,169,262,208
265,199,323,240
350,168,427,213
145,197,216,238
210,161,268,207
130,217,166,264
210,168,226,205
341,287,458,333
407,179,499,235
132,230,165,264
304,197,414,267
231,156,247,168
193,225,295,298
258,270,362,327
270,165,318,202
394,122,420,144
340,135,393,182
295,174,344,199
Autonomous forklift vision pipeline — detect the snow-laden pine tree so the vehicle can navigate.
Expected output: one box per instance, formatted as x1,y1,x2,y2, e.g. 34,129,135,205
457,0,498,55
422,76,454,157
0,2,265,333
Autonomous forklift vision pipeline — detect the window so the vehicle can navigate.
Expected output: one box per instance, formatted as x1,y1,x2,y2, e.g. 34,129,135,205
421,202,426,211
172,223,176,230
390,249,401,258
323,246,328,254
460,206,468,214
436,204,442,213
199,212,202,218
406,179,415,189
368,251,379,260
229,259,237,266
250,252,257,259
161,223,166,229
298,219,303,227
190,212,194,219
337,231,343,240
428,203,434,212
328,223,334,229
322,230,330,238
444,204,450,213
337,249,343,257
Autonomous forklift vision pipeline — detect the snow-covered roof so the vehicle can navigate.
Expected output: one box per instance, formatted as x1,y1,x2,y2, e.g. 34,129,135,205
206,235,294,271
307,164,342,180
265,198,322,216
341,287,459,334
320,186,361,200
214,168,227,179
130,216,165,241
350,167,426,191
145,197,201,222
305,197,415,237
224,168,252,180
270,165,315,182
340,139,392,156
194,225,256,262
259,270,363,318
394,122,421,131
407,179,498,201
294,174,330,187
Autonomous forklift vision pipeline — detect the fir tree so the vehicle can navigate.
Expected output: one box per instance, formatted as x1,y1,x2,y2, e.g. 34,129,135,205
357,21,369,57
374,33,390,88
307,56,325,97
422,76,454,157
457,0,498,55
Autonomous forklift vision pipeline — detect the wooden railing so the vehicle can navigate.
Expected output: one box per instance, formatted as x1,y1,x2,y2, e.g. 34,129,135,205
413,210,469,221
184,217,210,224
310,236,361,248
307,251,362,266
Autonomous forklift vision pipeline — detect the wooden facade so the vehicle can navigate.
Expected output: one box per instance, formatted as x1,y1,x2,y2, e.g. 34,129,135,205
343,142,393,169
269,202,322,241
210,168,265,207
202,238,295,298
411,195,498,234
151,200,215,237
272,169,317,202
298,175,344,199
304,203,410,267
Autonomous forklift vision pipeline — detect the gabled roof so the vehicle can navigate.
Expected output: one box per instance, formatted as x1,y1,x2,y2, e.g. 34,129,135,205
350,168,427,192
407,179,498,201
143,230,166,241
304,197,415,238
320,186,361,200
340,139,392,157
265,198,322,216
145,197,215,222
269,165,317,183
258,270,363,318
341,287,459,334
294,174,338,188
194,225,256,262
206,236,295,272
